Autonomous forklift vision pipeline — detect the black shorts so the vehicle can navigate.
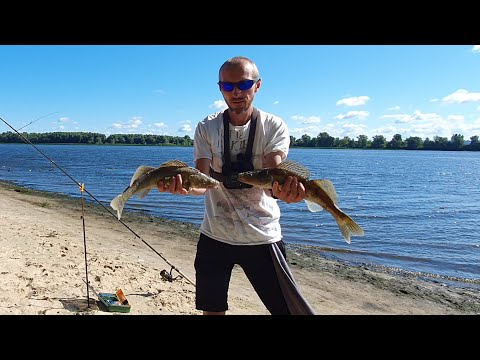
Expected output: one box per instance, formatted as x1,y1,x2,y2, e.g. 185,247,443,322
194,233,290,314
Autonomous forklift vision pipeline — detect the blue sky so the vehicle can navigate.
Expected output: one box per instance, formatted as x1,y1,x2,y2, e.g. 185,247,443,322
1,45,479,141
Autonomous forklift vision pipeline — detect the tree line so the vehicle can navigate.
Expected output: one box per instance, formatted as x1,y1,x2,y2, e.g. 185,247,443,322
291,132,479,151
0,132,194,146
0,131,479,151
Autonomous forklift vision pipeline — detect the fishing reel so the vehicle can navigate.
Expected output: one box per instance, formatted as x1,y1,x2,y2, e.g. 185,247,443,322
160,268,183,282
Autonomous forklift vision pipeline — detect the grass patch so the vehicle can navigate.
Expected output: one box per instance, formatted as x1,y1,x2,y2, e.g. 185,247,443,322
34,201,50,208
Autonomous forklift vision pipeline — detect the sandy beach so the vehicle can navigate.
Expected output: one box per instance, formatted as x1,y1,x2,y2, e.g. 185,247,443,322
0,180,479,315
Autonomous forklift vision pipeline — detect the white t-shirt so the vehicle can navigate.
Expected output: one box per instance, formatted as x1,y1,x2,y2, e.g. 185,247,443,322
193,108,290,245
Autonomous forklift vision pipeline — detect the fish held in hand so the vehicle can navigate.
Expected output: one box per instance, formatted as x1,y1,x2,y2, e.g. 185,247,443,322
237,160,364,244
110,159,220,220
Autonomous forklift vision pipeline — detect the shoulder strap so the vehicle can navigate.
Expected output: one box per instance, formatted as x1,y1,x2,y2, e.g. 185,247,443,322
223,110,232,170
222,108,258,169
244,109,257,162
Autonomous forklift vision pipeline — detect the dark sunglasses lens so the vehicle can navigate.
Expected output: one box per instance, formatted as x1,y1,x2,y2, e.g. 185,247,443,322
220,83,235,92
237,80,255,90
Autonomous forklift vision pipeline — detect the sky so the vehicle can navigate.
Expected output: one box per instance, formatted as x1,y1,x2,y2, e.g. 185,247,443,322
1,45,479,141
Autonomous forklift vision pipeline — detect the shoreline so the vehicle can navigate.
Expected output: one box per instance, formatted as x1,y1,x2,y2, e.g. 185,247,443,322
1,180,479,315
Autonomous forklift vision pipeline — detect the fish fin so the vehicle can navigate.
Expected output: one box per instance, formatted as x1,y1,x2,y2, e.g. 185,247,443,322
311,179,338,205
130,166,156,186
335,212,365,244
305,199,324,212
137,188,152,199
160,159,189,168
277,160,310,179
110,194,125,220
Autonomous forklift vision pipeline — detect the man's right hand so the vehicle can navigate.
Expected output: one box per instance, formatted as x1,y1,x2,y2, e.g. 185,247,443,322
157,174,189,195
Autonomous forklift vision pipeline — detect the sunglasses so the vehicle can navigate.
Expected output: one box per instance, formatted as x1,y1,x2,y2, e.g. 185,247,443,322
217,78,260,92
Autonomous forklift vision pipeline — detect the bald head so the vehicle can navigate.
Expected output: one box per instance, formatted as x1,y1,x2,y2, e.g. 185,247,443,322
219,56,259,81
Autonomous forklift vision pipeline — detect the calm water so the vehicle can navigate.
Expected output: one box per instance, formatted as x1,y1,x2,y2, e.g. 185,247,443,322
1,143,479,282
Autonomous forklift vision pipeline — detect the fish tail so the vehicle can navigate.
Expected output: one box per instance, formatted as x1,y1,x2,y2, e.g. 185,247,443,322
110,194,126,220
335,213,365,244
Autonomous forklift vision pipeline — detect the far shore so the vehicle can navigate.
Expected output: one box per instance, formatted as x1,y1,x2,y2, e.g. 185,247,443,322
0,180,479,315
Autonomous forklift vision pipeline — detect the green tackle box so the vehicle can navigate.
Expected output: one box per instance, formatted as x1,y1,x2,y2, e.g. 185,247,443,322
98,292,131,313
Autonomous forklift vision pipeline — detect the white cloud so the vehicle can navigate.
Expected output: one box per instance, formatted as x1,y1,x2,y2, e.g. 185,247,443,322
153,122,167,128
289,117,369,139
379,110,480,139
209,100,227,110
382,111,442,124
472,45,480,53
411,110,441,121
111,116,143,131
289,125,322,139
335,111,369,120
291,115,321,124
178,124,192,133
129,118,142,128
145,122,168,135
382,114,412,123
273,100,279,105
442,89,480,104
388,106,400,111
336,96,370,106
447,115,465,122
340,123,368,137
292,105,480,140
59,117,69,123
371,125,401,139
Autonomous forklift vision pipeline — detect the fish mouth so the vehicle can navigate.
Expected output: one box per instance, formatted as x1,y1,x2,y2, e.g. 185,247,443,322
237,172,250,179
237,173,255,185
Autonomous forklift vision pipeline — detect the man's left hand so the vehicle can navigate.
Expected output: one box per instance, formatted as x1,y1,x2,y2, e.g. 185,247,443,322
272,176,306,203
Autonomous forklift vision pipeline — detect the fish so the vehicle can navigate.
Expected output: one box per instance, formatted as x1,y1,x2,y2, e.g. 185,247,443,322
237,160,365,243
110,159,220,220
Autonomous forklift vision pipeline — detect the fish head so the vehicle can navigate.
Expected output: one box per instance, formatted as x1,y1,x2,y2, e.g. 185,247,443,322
189,174,221,189
237,169,273,188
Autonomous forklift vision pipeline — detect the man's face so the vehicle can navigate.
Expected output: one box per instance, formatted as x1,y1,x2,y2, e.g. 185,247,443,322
218,65,261,115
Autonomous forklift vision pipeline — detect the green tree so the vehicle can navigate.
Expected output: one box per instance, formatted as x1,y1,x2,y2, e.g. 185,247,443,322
405,136,423,150
338,136,351,148
371,135,387,149
423,137,434,150
469,135,479,151
316,132,335,147
433,136,448,150
297,134,311,147
356,135,369,148
387,134,404,149
449,133,464,150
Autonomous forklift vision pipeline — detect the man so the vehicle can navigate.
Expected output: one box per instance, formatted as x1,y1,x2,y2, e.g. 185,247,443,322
158,56,313,315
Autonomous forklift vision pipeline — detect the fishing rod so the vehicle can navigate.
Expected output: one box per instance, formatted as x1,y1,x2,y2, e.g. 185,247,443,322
0,115,196,288
17,112,59,131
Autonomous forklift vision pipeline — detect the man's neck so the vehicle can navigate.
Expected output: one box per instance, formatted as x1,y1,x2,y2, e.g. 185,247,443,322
228,108,254,126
